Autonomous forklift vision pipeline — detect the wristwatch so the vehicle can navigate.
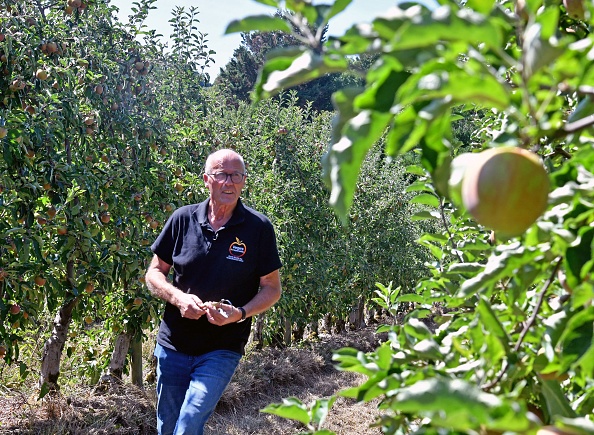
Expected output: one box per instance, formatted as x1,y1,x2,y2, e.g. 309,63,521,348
237,306,247,323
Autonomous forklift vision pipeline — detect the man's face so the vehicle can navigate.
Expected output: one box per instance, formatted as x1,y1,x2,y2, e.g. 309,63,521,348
203,153,246,207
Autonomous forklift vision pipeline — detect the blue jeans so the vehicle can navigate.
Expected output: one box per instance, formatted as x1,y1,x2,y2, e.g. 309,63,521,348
154,343,242,435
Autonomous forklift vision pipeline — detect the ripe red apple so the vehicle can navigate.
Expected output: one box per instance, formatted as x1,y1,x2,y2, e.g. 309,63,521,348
461,147,549,237
85,282,94,294
133,297,142,306
34,276,46,286
47,205,57,218
9,304,21,315
100,212,111,223
57,226,68,235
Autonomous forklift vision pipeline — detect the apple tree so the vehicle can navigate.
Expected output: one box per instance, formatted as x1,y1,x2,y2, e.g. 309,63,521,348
0,0,209,391
230,0,594,433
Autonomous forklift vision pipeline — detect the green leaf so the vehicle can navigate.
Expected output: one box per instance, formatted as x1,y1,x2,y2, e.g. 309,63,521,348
225,16,291,34
310,396,337,428
39,382,50,400
409,193,440,207
323,107,392,223
564,226,594,290
477,296,511,353
253,0,278,6
465,0,495,14
261,397,311,425
374,4,503,51
405,164,427,176
411,210,440,221
390,378,529,431
325,0,352,21
539,379,578,419
522,22,564,78
255,50,349,100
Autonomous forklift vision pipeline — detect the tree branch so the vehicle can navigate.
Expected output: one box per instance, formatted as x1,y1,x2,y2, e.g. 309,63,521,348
482,256,562,391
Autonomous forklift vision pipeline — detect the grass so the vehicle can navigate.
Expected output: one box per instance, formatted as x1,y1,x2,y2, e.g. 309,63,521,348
0,327,386,434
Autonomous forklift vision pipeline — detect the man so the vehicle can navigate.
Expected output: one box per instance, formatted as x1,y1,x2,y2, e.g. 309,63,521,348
145,149,282,435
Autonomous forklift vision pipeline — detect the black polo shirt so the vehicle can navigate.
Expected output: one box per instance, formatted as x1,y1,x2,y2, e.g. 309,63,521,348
151,198,282,356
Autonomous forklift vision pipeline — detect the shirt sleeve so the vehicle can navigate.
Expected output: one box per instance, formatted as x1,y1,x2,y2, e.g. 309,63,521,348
150,210,180,266
256,218,283,277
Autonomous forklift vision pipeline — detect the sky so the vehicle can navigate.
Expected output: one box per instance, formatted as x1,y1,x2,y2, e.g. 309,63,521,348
109,0,432,79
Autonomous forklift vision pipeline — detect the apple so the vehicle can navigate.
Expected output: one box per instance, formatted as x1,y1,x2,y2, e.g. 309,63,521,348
461,147,549,237
46,42,58,54
564,0,585,20
133,297,143,306
84,282,94,294
94,84,103,95
9,304,21,315
57,226,68,235
84,315,93,325
149,220,159,229
100,212,111,223
47,205,57,218
34,276,46,286
36,69,48,80
0,127,7,139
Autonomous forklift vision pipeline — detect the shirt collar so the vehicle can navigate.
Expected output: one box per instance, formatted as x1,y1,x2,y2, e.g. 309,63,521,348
196,198,246,227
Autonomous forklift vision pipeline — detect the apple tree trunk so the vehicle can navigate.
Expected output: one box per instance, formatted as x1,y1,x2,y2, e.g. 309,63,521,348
130,335,143,387
39,297,78,393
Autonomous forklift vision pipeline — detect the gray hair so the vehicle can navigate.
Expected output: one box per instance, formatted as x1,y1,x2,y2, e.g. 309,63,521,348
204,149,245,174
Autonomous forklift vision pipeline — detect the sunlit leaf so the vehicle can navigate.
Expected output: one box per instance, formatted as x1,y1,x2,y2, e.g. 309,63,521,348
225,16,291,34
261,397,311,425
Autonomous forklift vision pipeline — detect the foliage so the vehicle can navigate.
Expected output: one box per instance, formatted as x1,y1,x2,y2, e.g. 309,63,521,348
0,0,429,390
217,11,365,111
262,396,337,435
230,0,594,434
0,0,211,386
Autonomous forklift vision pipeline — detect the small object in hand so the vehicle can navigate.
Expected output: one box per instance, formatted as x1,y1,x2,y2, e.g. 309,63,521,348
215,299,232,318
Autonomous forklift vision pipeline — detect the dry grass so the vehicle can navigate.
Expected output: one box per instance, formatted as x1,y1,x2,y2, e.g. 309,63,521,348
0,328,385,435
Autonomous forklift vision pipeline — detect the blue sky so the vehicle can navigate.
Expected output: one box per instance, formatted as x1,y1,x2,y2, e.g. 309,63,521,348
110,0,435,78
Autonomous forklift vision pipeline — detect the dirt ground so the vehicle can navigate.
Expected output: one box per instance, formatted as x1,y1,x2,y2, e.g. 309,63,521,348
0,328,386,434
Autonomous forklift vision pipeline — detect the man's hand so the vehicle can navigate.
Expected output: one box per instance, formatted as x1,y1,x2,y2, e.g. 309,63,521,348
177,293,207,319
203,301,240,326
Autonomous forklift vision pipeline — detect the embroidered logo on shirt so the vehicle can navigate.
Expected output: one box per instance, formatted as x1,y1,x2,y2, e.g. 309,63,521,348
227,237,246,262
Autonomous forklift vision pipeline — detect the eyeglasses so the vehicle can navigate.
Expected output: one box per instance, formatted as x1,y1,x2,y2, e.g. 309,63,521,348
207,172,246,184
